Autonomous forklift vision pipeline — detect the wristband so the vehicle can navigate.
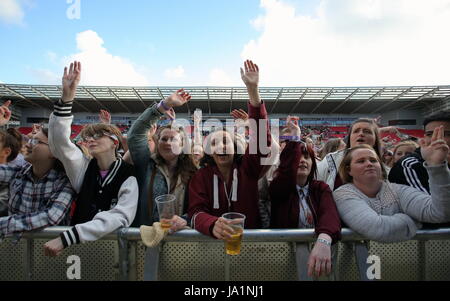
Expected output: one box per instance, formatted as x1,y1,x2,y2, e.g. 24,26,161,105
317,238,331,246
279,135,301,142
158,100,170,111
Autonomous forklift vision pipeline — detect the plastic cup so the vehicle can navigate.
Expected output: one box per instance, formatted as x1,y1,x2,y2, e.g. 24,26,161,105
221,212,246,255
155,194,176,231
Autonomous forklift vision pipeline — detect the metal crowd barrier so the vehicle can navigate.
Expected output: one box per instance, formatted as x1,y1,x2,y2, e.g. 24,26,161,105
1,227,450,281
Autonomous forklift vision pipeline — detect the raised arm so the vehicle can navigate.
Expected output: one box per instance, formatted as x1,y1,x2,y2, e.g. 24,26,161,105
397,126,450,222
127,89,191,166
240,60,271,178
48,61,89,192
269,120,302,201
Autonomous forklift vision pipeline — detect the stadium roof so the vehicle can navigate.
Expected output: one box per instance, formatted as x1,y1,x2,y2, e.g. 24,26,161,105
1,84,449,115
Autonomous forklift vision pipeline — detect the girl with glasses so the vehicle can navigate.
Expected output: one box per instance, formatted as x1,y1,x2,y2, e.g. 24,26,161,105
44,62,139,256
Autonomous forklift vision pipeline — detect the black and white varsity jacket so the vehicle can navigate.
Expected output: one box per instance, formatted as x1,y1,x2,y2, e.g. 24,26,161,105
48,101,139,248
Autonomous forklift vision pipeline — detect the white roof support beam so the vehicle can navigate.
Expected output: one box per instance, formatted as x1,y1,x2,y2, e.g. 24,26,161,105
131,88,148,109
329,88,360,114
80,87,108,112
288,88,309,114
372,87,415,113
310,89,334,114
350,88,385,114
402,87,440,110
1,85,46,110
270,88,284,114
108,88,132,113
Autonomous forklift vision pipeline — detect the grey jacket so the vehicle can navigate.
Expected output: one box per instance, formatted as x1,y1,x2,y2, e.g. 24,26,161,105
333,162,450,242
127,104,189,227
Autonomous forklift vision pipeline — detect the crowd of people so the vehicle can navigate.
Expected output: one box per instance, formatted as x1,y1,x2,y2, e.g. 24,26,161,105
0,60,449,279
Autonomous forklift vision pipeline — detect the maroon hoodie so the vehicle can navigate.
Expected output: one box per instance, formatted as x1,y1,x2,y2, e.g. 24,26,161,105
188,102,270,237
269,141,341,243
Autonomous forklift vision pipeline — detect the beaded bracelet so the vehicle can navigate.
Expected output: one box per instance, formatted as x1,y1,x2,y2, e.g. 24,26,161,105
317,238,331,246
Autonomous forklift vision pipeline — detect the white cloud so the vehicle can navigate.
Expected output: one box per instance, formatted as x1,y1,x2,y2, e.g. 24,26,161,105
28,68,60,85
242,0,450,86
0,0,24,24
65,30,150,86
208,68,239,86
164,65,185,79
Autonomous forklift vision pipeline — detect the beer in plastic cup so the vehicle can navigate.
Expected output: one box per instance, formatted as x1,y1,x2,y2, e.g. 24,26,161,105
221,212,246,255
155,194,176,231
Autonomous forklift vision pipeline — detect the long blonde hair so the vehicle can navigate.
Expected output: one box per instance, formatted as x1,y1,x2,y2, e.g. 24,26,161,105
152,125,197,185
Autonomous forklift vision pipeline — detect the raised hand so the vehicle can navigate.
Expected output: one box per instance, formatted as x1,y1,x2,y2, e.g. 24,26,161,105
420,126,449,165
164,89,191,108
285,117,301,138
99,109,111,124
165,108,176,120
231,109,249,121
379,126,400,135
240,60,259,88
0,100,12,126
62,61,81,103
148,124,157,139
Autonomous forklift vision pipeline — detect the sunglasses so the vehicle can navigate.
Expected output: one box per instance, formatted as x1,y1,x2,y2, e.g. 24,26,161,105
28,138,49,147
82,132,119,143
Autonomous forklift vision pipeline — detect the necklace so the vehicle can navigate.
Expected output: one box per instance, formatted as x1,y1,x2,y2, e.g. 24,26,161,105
223,181,232,210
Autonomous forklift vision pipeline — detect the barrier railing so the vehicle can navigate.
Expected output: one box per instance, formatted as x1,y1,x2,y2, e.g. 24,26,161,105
1,227,450,281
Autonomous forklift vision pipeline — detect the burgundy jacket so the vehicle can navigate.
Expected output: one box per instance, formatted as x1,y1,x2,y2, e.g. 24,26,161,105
188,102,270,238
269,141,341,243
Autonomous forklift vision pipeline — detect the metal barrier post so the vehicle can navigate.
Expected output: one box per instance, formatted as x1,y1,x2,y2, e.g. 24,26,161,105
128,241,137,281
143,244,161,281
117,228,130,281
354,241,371,281
24,238,34,281
295,243,313,281
418,241,427,281
224,254,230,281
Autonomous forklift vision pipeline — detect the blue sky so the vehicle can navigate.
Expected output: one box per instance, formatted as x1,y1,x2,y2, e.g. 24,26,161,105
1,0,450,87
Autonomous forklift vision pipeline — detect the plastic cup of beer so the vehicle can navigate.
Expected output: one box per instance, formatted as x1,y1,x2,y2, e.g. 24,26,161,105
221,212,246,255
155,194,176,231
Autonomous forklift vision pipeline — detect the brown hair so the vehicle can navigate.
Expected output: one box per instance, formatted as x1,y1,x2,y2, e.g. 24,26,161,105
319,138,343,160
41,128,66,173
344,118,382,158
80,123,124,156
393,140,419,157
199,129,244,168
153,125,197,186
0,128,22,162
338,144,387,184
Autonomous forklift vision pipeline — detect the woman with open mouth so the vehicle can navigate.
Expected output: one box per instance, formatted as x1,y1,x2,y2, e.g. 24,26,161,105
316,118,384,192
188,60,271,240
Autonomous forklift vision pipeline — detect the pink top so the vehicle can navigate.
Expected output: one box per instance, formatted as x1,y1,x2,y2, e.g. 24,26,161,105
99,170,109,179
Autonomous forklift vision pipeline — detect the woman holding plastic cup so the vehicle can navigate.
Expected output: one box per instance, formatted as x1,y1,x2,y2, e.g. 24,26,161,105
127,88,198,231
269,119,341,278
188,60,270,241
